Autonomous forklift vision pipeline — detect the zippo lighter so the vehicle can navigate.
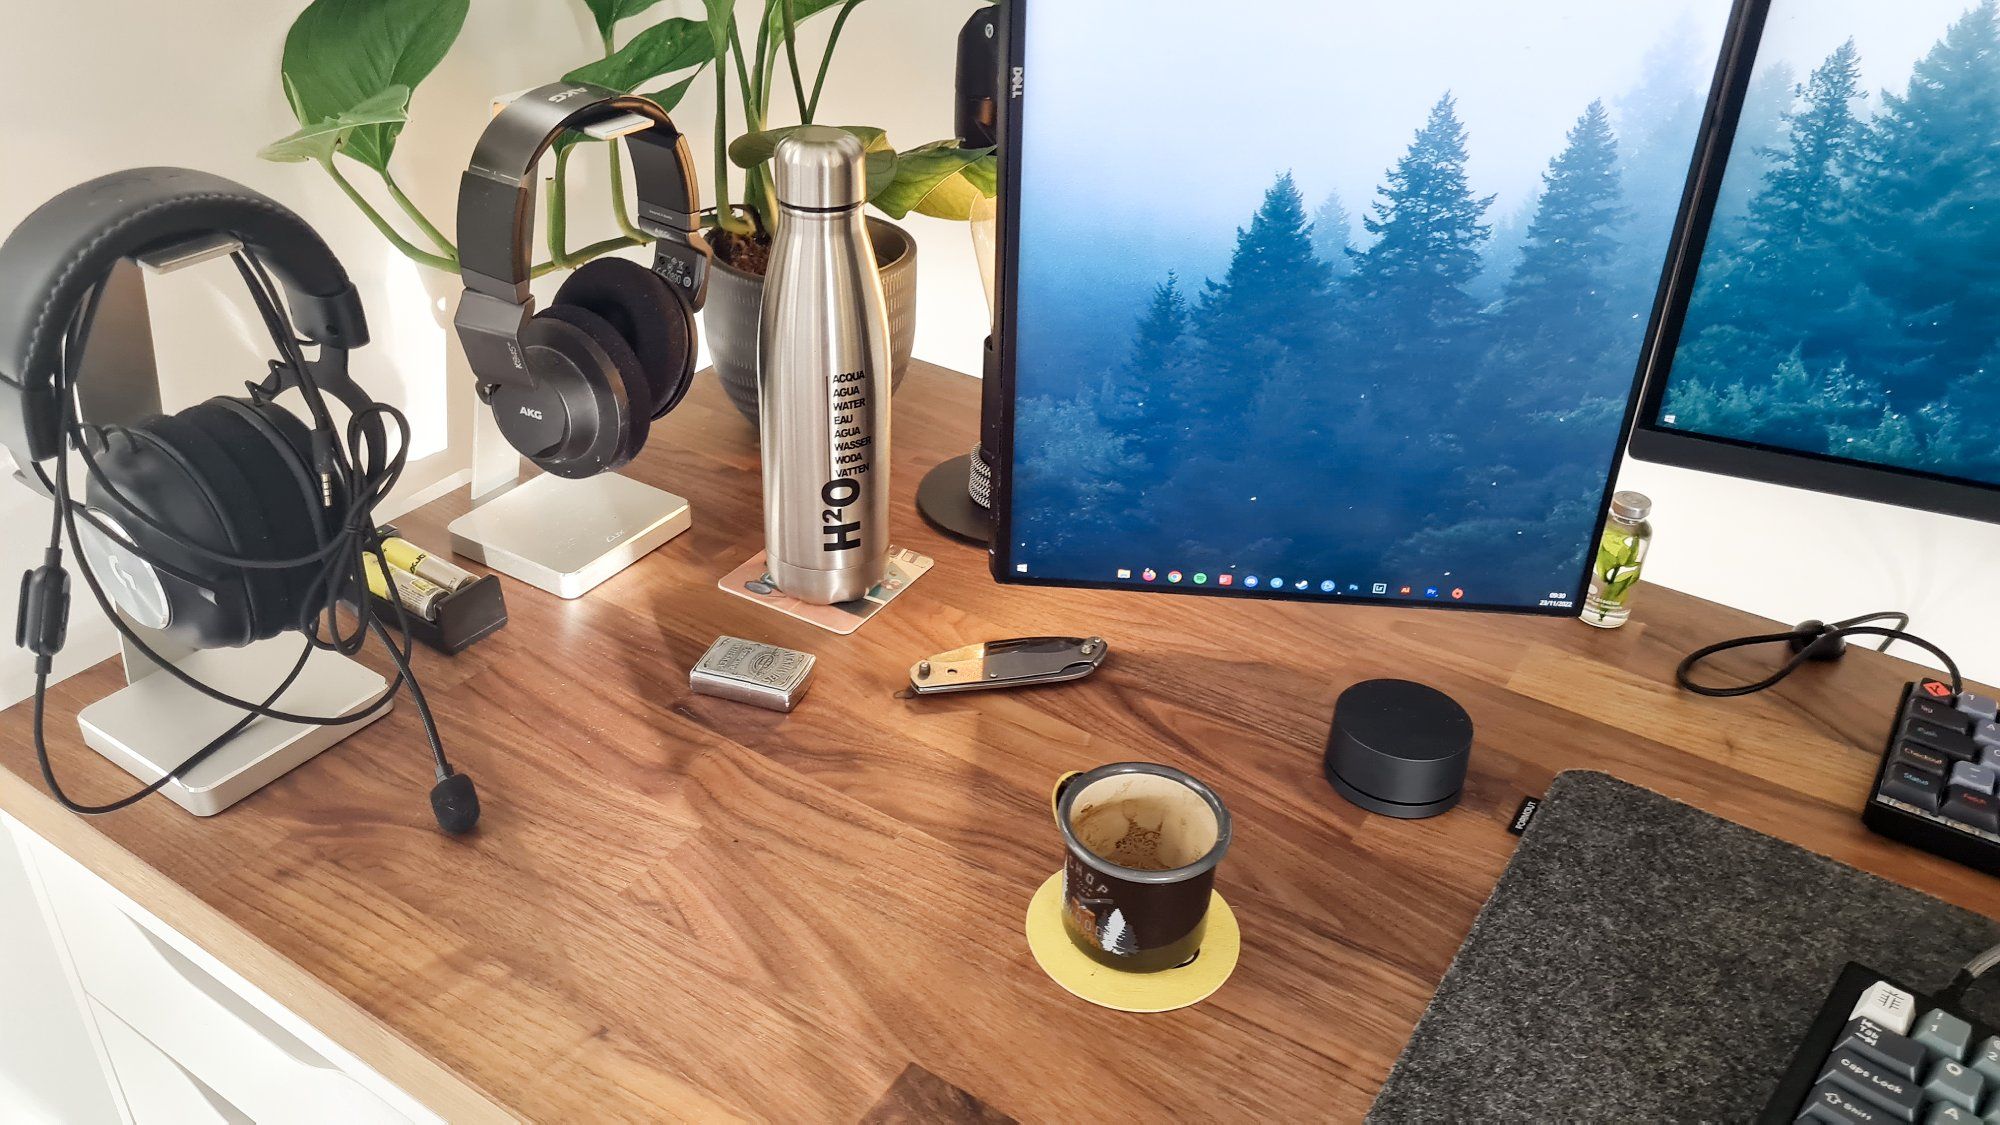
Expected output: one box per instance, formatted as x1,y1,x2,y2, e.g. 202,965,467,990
690,636,816,712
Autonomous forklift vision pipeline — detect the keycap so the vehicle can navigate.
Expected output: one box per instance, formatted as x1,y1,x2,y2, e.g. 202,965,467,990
1855,982,1922,1035
1799,1080,1896,1123
1883,766,1947,812
1895,744,1956,776
1974,721,2000,749
1819,1048,1924,1120
1970,1037,2000,1086
1958,693,2000,724
1917,1010,1977,1061
1983,747,2000,772
1951,762,2000,796
1907,722,1982,763
1923,1105,1977,1125
1941,788,2000,833
1911,697,1970,729
1921,680,1960,701
1841,1018,1932,1080
1925,1059,1984,1111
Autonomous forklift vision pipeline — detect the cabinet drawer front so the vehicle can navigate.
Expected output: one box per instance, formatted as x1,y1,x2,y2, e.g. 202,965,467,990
90,997,251,1125
26,836,417,1125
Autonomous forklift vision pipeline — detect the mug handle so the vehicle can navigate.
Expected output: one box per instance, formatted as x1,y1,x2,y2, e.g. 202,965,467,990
1051,770,1082,830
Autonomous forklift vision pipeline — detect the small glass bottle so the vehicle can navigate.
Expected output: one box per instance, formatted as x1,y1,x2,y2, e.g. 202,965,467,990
1583,491,1653,629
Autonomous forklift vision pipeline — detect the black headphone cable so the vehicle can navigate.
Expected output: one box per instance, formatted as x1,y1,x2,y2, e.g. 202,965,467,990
25,260,477,832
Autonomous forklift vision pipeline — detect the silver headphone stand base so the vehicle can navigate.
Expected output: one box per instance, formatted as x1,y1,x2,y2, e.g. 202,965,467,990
78,643,391,817
445,472,691,600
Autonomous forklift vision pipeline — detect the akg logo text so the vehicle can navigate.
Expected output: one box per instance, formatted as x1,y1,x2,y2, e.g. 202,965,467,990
548,86,592,103
519,406,544,420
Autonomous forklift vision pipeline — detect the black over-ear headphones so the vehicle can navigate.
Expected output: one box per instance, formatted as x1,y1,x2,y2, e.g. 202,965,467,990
1,167,478,833
456,81,712,479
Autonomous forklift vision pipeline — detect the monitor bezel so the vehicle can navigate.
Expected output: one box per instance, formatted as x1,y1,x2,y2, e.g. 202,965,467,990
1625,0,2000,525
988,0,1763,611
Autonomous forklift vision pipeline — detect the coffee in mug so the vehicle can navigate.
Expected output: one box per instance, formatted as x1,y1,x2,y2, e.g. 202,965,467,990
1053,762,1231,972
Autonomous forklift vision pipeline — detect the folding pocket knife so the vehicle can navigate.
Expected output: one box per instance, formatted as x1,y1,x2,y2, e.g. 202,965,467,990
909,637,1109,695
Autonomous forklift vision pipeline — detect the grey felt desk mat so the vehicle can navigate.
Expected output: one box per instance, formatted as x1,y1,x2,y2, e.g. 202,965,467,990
1368,771,2000,1123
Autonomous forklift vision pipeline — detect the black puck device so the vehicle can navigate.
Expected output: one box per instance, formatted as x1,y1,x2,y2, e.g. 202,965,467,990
1324,679,1474,819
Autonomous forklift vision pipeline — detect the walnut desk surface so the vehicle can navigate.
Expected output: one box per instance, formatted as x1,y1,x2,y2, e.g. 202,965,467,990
3,362,1995,1123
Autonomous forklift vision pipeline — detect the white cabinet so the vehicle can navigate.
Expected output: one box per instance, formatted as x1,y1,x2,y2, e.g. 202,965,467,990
3,815,439,1125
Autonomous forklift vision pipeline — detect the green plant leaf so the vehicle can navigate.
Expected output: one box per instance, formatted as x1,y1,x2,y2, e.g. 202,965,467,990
581,0,666,42
730,125,897,198
638,74,701,114
259,86,412,164
564,16,716,93
280,0,468,173
872,142,997,220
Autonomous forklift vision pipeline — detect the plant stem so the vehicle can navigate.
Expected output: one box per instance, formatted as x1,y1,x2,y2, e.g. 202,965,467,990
779,0,809,123
547,145,571,267
712,21,754,237
806,0,863,122
323,159,456,272
380,168,456,256
729,18,757,114
595,26,647,243
605,143,647,241
529,234,647,278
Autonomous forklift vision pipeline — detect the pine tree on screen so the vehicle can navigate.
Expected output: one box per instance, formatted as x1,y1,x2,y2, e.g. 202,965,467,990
1129,272,1192,377
1676,40,1872,403
1490,99,1626,402
1845,0,2000,403
1310,191,1355,277
1345,93,1495,412
1195,171,1333,386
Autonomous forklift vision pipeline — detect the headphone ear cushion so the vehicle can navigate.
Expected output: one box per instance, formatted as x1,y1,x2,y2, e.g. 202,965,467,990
135,408,275,642
535,303,652,466
211,398,330,631
554,258,696,420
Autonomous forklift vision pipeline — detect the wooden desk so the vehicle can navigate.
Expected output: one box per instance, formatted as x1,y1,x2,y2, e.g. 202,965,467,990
3,362,1995,1122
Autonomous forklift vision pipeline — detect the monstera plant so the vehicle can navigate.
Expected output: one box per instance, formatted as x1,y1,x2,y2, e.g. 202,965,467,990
260,0,999,278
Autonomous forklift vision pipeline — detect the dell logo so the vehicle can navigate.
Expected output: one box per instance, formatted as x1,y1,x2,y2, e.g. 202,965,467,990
548,86,592,103
519,406,545,420
1011,67,1024,100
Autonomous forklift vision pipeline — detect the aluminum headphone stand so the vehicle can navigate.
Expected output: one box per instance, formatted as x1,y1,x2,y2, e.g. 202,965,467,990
71,256,391,817
446,455,692,600
445,95,692,601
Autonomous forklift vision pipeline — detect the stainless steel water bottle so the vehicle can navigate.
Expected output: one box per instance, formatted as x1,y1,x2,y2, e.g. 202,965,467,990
759,126,893,605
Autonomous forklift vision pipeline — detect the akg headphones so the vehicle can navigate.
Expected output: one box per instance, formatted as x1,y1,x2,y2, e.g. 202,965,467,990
456,81,712,478
1,167,478,833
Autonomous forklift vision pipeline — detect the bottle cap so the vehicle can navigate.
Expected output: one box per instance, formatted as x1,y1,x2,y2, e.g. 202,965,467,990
773,126,868,212
1609,491,1652,521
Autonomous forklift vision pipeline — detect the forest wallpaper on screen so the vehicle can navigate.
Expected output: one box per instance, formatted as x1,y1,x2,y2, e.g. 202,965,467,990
1009,4,1739,606
1661,1,2000,488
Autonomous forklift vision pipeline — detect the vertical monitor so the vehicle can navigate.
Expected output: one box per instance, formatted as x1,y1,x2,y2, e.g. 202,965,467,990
993,0,1749,612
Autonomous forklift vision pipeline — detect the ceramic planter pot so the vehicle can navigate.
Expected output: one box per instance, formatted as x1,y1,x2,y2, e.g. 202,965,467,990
705,215,917,425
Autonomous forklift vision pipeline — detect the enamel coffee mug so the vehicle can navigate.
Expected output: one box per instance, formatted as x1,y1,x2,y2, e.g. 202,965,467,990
1052,762,1232,972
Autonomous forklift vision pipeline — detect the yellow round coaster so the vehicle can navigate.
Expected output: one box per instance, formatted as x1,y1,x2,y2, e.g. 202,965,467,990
1024,872,1240,1013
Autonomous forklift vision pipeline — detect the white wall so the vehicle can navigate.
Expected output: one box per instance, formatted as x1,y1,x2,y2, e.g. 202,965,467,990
1619,457,2000,683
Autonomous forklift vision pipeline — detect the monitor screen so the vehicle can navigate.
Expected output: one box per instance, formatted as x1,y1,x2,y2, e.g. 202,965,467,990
994,0,1742,612
1636,0,2000,507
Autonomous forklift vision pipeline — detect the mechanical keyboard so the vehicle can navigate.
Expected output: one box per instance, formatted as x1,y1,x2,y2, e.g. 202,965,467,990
1865,682,2000,877
1762,962,1999,1123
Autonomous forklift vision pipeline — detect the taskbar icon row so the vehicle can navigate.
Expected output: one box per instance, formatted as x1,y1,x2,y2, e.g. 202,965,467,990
1113,568,1465,601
